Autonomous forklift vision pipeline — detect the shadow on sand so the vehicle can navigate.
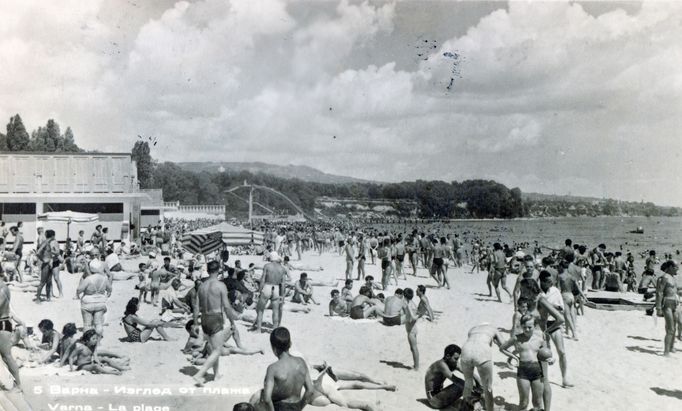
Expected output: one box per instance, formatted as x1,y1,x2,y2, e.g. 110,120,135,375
625,345,660,355
379,360,412,370
650,387,682,400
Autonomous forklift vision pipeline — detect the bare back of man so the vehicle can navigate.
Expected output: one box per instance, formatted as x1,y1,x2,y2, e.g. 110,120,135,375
193,276,234,386
382,296,405,326
255,261,287,333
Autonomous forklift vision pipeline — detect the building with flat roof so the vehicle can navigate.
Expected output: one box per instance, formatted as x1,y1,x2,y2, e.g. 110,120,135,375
0,152,151,244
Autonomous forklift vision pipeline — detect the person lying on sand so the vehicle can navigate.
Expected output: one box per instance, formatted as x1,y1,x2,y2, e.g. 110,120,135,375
309,361,396,411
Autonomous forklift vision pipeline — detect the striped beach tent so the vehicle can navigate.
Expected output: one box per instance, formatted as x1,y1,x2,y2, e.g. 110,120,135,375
198,222,264,246
181,230,223,255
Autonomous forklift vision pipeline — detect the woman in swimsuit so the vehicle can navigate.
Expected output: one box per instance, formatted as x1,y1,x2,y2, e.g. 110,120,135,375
122,297,180,343
656,260,679,356
36,319,61,364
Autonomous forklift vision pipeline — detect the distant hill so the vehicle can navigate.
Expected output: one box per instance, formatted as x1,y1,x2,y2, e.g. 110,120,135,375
175,162,371,184
522,192,604,203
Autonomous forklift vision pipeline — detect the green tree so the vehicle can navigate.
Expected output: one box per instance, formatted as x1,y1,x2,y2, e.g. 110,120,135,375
29,127,48,151
6,114,30,151
45,119,61,151
62,127,79,151
0,132,7,150
132,141,154,189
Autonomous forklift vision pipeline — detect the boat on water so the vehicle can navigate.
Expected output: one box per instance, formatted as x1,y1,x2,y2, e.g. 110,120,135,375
629,226,644,234
585,290,654,311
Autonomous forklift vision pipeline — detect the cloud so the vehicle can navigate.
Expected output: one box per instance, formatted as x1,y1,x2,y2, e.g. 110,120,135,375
1,0,681,205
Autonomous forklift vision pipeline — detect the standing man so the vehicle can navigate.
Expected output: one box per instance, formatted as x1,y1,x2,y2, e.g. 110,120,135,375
193,260,238,386
254,252,287,334
9,227,23,277
344,237,355,281
656,260,679,356
356,233,366,280
35,230,59,303
491,243,513,302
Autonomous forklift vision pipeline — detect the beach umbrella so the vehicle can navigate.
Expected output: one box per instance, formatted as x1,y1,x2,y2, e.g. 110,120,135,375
37,211,99,239
181,230,223,255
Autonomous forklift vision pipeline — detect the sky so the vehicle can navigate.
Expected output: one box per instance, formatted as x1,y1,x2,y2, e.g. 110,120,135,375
1,0,681,206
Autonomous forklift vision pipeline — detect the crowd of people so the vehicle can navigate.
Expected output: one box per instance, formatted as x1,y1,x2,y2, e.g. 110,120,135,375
0,217,680,411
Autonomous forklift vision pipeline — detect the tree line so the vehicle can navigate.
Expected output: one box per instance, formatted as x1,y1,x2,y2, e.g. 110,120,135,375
131,141,524,219
0,114,81,152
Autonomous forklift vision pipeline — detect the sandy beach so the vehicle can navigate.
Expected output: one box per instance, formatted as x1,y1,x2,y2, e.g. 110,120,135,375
2,251,680,411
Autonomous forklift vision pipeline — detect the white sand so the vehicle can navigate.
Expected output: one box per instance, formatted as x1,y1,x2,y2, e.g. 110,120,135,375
3,252,681,410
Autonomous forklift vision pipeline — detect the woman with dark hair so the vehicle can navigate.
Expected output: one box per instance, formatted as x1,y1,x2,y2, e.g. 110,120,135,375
122,297,180,343
37,319,61,364
58,323,78,366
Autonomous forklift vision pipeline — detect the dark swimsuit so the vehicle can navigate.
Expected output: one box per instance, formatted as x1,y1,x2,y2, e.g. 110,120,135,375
517,361,543,381
383,315,401,326
201,312,224,336
273,400,304,411
123,315,142,342
350,305,365,319
0,318,13,332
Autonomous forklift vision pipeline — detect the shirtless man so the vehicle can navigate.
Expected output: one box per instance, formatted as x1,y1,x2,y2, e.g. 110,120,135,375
655,260,679,356
558,254,583,340
416,285,435,321
403,288,420,370
537,271,569,379
344,238,355,281
424,344,475,409
349,286,384,319
193,260,239,386
499,315,552,411
149,268,162,306
9,227,23,280
0,270,23,391
459,323,507,411
291,273,319,305
254,252,287,333
381,289,405,326
356,234,366,280
251,327,315,411
328,290,349,317
491,243,512,302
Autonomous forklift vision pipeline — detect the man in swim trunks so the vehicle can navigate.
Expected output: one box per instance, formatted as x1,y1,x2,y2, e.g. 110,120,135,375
425,345,464,409
381,289,405,326
499,315,552,411
344,238,355,281
356,234,366,280
403,288,420,370
460,323,508,411
328,290,349,317
193,260,239,386
349,286,384,319
254,252,287,333
656,260,679,356
251,327,315,411
491,243,512,302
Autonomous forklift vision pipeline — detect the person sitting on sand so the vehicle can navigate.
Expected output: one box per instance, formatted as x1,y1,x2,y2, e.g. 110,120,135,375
250,327,315,411
341,279,354,303
381,288,405,326
122,297,181,343
104,248,123,272
36,319,61,364
499,315,554,411
291,273,320,305
349,286,384,320
68,329,130,375
424,344,482,410
58,323,78,367
329,290,349,317
158,278,191,315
